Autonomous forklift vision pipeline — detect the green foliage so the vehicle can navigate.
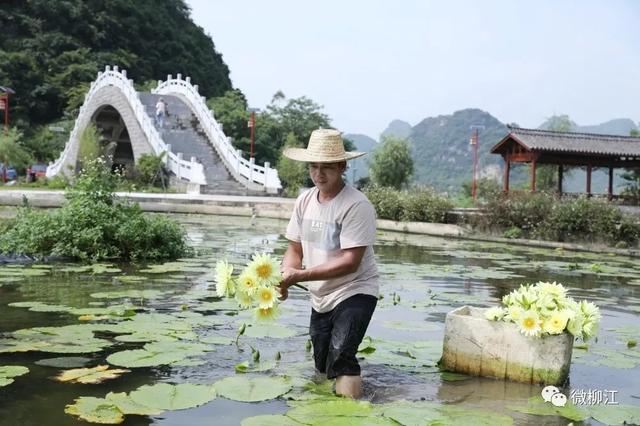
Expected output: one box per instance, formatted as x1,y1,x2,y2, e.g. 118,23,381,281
364,185,404,221
0,127,32,172
0,159,190,260
20,122,70,162
77,123,101,167
208,90,343,169
135,152,167,186
364,185,453,223
460,177,501,200
477,191,640,246
276,133,306,197
400,187,454,222
370,136,413,189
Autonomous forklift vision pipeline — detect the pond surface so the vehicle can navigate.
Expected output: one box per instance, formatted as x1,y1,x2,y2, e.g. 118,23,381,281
1,214,639,426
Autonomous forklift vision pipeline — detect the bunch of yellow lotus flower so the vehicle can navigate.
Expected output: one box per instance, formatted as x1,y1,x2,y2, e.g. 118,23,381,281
485,281,601,341
215,253,283,322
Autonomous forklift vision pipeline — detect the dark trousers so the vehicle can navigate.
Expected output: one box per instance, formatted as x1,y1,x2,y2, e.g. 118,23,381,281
309,293,377,379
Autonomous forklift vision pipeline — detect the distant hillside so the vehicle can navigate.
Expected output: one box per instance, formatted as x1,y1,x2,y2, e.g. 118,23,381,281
381,120,412,140
408,109,508,193
344,133,377,184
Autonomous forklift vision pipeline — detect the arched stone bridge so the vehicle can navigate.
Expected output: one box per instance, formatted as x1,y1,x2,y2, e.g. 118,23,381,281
46,65,281,194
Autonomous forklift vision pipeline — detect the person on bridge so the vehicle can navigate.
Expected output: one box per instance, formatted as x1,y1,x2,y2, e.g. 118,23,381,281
277,128,378,399
155,98,166,129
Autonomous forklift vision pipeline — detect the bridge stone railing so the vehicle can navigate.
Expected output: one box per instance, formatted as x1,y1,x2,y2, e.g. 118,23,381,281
153,74,282,193
47,65,206,185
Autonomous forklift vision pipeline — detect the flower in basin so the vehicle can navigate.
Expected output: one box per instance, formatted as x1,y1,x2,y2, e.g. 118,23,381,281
519,310,542,337
254,305,280,322
566,311,584,337
542,311,569,335
237,271,259,296
215,260,235,297
485,307,505,321
505,305,525,322
247,253,282,286
254,286,278,309
538,281,568,301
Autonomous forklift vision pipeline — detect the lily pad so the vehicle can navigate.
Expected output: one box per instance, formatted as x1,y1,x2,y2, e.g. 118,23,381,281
106,349,187,368
65,397,124,424
129,383,217,410
243,324,300,339
381,400,514,426
104,392,164,416
589,404,640,425
241,415,302,426
215,376,292,402
508,396,589,421
54,365,130,384
90,289,172,299
0,365,29,387
35,357,92,368
286,399,374,423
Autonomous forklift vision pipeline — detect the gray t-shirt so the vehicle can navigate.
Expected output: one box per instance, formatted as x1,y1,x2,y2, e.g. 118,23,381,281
285,184,379,313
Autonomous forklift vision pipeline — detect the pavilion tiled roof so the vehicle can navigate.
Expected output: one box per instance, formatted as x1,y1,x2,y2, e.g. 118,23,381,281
492,127,640,157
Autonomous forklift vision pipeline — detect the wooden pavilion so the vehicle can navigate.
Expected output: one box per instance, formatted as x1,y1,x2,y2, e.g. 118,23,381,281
491,127,640,198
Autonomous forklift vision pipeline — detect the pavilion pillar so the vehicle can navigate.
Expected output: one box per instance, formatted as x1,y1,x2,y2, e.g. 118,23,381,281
530,156,537,192
503,155,510,192
608,167,614,201
557,164,564,196
586,164,592,197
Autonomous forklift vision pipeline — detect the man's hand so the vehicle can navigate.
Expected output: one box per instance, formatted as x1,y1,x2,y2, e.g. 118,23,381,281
276,284,288,301
281,267,302,288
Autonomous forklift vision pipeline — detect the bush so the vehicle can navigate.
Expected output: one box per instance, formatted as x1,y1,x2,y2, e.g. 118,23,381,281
400,187,453,223
0,159,191,261
476,191,640,246
364,185,404,221
364,185,453,223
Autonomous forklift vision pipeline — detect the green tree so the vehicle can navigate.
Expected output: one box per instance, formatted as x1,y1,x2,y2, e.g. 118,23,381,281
276,133,307,197
266,93,331,147
536,115,574,191
0,128,32,180
370,136,413,189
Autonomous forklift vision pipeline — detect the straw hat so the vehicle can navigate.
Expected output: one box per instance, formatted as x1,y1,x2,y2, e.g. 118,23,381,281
283,129,366,163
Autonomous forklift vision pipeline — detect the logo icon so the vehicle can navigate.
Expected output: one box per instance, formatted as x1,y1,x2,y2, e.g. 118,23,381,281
541,385,567,407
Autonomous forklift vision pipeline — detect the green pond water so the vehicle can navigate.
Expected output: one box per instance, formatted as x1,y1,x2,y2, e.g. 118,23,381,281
1,214,639,426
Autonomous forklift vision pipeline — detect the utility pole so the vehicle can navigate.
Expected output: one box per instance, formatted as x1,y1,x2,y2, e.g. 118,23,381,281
469,125,485,201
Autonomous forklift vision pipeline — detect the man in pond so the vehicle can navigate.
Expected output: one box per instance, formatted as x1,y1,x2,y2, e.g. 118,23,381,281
277,128,379,399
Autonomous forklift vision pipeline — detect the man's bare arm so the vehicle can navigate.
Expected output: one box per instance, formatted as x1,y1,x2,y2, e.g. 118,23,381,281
281,246,366,288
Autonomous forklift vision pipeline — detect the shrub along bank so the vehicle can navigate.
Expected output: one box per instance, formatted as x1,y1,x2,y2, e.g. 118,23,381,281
474,191,640,248
0,159,190,261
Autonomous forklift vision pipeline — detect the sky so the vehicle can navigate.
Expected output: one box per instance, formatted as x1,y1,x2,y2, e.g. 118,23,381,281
186,0,639,139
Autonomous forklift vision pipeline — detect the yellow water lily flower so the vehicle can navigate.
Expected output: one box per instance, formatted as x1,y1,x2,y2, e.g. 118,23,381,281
247,253,282,286
215,260,235,297
254,305,280,322
519,310,542,337
237,271,259,296
254,286,278,309
542,311,569,335
235,289,253,309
